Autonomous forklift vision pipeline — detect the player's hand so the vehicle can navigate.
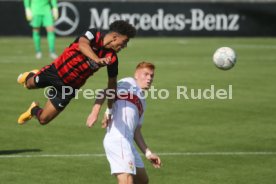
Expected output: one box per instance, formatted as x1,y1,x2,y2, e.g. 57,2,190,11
101,114,108,128
147,153,161,168
86,104,101,128
101,108,112,128
25,8,32,21
52,8,59,21
101,114,111,128
97,57,111,65
86,112,98,128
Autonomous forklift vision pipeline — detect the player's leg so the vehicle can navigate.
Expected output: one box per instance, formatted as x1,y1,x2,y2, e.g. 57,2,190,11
18,84,73,125
31,15,43,59
31,99,61,125
18,99,61,125
18,64,72,124
43,13,57,59
115,173,134,184
17,69,39,89
46,26,57,59
133,168,149,184
104,137,137,184
132,147,148,184
18,64,56,89
32,28,42,59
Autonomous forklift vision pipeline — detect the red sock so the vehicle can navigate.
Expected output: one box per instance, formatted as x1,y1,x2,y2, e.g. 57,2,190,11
31,106,43,121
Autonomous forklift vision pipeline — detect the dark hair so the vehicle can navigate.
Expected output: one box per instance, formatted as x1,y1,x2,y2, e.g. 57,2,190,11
109,20,136,38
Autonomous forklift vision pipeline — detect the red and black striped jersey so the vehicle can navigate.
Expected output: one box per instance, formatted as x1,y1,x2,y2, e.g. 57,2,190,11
53,28,118,89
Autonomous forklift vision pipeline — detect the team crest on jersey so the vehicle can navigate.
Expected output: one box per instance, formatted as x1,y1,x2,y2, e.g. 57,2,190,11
35,76,39,83
128,161,134,171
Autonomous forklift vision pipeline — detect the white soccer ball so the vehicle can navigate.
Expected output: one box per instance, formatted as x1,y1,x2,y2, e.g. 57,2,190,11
213,47,236,70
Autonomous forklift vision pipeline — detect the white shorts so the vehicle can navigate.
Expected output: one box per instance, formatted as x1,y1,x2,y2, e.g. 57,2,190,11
103,136,144,175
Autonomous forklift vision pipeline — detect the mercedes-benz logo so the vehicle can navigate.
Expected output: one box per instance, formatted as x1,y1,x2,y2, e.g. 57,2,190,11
55,2,79,36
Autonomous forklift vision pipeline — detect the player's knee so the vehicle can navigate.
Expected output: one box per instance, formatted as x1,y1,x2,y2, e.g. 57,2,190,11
141,177,149,184
25,77,36,89
38,117,51,125
135,176,149,184
25,82,33,89
46,26,55,32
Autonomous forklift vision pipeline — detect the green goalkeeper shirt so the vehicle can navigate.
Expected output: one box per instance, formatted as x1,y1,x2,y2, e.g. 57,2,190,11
24,0,58,15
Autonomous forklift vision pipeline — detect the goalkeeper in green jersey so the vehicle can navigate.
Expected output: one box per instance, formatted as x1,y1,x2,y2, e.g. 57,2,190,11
24,0,59,59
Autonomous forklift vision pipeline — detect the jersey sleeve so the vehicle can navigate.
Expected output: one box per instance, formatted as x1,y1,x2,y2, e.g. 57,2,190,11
73,28,100,48
117,78,132,91
82,28,98,43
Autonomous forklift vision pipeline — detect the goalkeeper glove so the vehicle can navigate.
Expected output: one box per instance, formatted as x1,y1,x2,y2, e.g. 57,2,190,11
52,8,59,21
25,8,32,21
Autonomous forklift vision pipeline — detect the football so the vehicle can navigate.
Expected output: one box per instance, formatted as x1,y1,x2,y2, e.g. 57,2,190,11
213,47,236,70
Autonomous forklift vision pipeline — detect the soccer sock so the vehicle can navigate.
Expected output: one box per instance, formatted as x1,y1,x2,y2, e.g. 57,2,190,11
31,106,43,121
47,31,56,53
32,31,41,53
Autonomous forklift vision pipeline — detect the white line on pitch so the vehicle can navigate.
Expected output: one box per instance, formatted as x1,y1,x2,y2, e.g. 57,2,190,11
157,152,276,156
1,152,276,159
0,153,105,158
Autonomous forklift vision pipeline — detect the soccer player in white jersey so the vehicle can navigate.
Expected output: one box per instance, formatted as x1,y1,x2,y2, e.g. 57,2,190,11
86,62,161,184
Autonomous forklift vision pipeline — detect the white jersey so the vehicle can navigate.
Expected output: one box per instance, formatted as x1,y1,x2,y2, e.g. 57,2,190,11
105,77,146,139
104,77,146,174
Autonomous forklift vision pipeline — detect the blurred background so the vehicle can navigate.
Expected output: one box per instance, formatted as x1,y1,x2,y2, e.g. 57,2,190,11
1,0,276,37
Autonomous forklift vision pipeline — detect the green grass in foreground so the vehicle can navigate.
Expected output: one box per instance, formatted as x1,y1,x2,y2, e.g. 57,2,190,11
0,37,276,184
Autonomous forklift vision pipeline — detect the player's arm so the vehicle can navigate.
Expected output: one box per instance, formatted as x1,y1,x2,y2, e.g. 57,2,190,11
107,76,117,107
86,89,107,128
78,36,111,65
105,76,116,118
23,0,32,21
134,125,162,168
98,77,117,128
102,58,118,128
50,0,59,20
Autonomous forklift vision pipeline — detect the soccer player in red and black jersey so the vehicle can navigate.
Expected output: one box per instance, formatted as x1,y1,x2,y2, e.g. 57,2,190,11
17,20,136,125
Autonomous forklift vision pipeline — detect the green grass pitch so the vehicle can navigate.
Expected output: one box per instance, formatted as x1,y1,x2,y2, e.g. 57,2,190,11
0,36,276,184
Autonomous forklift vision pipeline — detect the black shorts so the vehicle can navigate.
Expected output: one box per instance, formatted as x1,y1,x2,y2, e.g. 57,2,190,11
34,64,76,111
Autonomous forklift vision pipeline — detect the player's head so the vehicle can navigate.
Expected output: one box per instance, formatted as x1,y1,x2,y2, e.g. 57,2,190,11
134,62,155,90
105,20,136,52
